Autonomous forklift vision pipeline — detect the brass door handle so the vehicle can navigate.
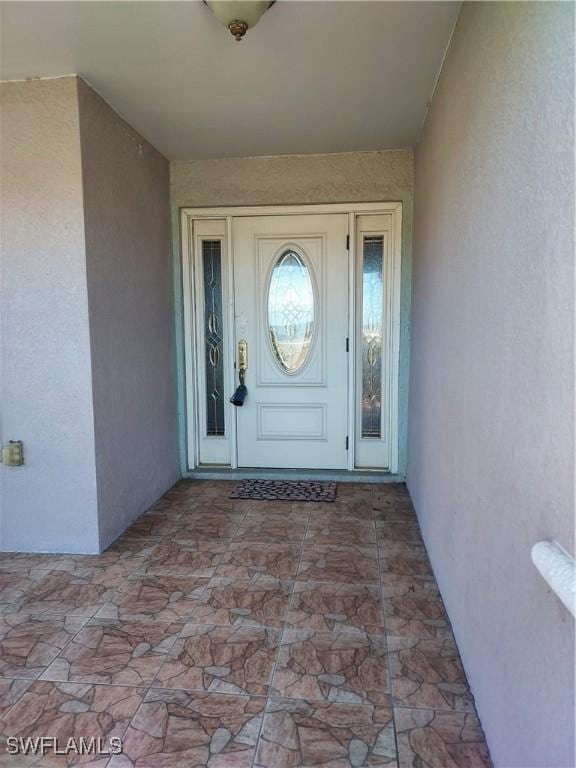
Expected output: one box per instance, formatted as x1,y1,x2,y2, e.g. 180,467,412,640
231,339,248,406
238,339,248,384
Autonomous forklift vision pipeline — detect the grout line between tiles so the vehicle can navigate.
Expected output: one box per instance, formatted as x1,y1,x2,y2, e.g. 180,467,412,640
374,484,402,767
249,501,312,767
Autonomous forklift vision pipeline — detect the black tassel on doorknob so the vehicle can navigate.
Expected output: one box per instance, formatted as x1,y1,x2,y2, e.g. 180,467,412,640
230,384,247,406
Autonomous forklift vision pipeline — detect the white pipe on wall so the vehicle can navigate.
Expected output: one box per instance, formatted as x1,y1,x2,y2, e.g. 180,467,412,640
531,540,576,618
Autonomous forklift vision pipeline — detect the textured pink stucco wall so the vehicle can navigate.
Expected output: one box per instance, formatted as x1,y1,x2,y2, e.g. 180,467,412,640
408,3,575,766
78,79,179,550
0,76,178,553
0,77,100,553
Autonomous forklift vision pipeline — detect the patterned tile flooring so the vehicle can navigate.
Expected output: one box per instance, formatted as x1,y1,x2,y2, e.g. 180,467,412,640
0,481,492,767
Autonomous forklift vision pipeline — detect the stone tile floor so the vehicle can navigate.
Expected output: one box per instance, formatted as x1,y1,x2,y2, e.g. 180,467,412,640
0,481,492,767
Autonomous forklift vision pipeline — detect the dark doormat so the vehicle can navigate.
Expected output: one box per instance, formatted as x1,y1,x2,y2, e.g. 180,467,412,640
229,479,337,502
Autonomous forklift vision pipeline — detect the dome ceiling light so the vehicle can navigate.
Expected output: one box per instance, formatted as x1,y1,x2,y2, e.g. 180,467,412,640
204,1,276,41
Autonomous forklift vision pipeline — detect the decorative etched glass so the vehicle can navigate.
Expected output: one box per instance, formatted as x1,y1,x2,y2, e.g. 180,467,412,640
202,240,225,436
267,250,315,374
361,236,384,438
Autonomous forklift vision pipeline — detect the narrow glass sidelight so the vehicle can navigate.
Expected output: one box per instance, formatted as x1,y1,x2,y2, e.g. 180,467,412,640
202,240,225,436
361,235,384,438
267,250,315,374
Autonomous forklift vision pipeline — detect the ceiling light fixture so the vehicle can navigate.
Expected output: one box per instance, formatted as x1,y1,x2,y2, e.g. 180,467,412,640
204,1,275,41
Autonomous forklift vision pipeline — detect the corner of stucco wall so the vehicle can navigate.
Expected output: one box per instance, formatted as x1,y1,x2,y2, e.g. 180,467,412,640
77,78,179,552
74,75,104,551
1,76,100,553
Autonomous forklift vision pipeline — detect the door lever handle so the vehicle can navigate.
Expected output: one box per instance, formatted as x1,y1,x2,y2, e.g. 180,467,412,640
237,339,248,385
231,339,248,406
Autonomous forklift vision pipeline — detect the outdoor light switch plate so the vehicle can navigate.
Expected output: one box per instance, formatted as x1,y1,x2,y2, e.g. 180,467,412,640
1,441,24,466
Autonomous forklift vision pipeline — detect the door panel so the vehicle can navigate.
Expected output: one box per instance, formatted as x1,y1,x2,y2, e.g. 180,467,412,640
233,214,349,469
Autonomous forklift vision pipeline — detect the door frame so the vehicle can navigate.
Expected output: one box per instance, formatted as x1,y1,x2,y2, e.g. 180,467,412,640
181,202,402,473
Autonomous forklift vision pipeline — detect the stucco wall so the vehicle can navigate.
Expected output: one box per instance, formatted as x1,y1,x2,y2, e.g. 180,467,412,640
0,76,177,553
171,150,412,208
408,3,575,767
0,78,99,552
78,79,179,550
171,150,413,474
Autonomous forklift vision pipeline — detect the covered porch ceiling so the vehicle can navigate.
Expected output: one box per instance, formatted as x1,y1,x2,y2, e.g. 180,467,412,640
1,1,460,159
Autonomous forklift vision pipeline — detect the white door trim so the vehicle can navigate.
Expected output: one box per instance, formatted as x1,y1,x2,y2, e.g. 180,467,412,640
181,202,402,473
182,202,401,219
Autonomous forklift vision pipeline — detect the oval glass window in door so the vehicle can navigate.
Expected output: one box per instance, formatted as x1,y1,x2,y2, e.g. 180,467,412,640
267,250,315,374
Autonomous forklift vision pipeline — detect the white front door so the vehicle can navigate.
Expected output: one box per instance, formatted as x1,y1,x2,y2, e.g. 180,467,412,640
232,214,349,469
